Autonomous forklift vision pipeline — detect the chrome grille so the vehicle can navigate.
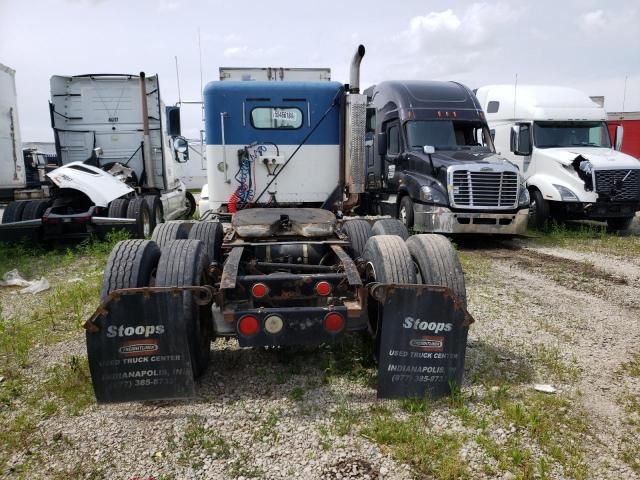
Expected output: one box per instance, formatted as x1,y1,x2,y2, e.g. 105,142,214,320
594,169,640,202
451,170,519,209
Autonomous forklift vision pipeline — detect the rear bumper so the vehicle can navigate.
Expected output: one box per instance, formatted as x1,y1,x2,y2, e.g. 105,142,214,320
225,306,368,347
413,204,529,235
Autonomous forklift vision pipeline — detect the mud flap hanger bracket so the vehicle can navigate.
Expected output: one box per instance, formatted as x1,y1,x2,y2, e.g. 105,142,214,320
84,285,215,332
368,282,475,327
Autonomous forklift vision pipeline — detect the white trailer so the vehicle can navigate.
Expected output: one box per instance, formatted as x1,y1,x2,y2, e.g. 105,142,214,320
0,63,25,200
476,84,640,230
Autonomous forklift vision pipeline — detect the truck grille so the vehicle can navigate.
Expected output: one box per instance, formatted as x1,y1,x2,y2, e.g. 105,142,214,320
451,170,519,209
594,169,640,202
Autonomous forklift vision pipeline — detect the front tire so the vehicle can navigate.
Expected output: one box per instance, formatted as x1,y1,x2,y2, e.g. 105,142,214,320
184,191,196,219
144,195,164,232
398,196,414,229
528,189,550,230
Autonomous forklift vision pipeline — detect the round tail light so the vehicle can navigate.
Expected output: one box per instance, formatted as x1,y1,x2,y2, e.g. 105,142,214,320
315,281,332,296
251,283,268,298
264,315,284,334
324,312,345,333
238,315,260,336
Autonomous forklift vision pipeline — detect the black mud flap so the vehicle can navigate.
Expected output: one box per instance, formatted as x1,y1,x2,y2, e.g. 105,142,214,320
85,287,211,403
372,284,474,400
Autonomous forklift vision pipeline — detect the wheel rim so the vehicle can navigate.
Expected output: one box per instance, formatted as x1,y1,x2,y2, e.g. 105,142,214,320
399,205,407,225
142,208,151,237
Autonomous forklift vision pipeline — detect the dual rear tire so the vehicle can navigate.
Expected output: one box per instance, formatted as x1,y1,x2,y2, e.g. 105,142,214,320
101,236,213,378
363,233,466,359
1,199,50,223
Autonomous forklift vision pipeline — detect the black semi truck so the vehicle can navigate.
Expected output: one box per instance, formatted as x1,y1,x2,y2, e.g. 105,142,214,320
360,81,530,235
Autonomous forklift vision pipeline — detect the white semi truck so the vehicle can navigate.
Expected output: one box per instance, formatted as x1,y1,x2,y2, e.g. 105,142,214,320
0,72,195,241
476,85,640,230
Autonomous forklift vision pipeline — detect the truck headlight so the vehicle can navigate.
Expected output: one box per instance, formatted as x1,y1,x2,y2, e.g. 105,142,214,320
420,185,448,205
518,185,530,207
553,184,579,202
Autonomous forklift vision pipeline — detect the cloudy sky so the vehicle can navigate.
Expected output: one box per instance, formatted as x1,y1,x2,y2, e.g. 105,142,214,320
1,0,639,141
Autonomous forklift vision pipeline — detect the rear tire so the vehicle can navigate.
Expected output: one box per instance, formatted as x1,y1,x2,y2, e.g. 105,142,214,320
528,189,549,230
363,235,416,359
406,234,466,308
607,216,634,232
371,218,409,240
2,200,28,223
21,200,50,220
188,221,224,263
127,197,152,238
342,219,372,258
144,195,163,233
155,239,211,377
100,239,161,301
108,198,129,218
151,221,191,249
398,196,414,229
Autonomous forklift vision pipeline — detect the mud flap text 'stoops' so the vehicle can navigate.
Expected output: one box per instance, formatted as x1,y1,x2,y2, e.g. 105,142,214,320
375,284,472,400
86,291,196,403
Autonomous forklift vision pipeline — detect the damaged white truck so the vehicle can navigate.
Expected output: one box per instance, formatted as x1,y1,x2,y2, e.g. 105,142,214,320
476,85,640,230
0,73,194,242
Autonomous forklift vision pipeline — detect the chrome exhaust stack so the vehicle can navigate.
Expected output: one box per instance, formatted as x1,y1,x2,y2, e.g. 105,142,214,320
349,45,366,94
343,45,367,209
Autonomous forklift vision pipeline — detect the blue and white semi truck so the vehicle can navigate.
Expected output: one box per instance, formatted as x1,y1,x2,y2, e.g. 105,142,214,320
85,46,473,403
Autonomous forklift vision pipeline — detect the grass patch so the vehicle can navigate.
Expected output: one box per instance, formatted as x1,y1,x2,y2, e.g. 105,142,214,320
530,221,640,257
330,402,360,436
482,389,589,479
253,409,280,444
362,411,469,480
531,344,581,383
41,356,94,416
178,415,233,469
620,353,640,377
225,451,265,478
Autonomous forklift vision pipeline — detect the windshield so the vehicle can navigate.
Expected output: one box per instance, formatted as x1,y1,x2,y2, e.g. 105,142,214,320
405,120,494,152
533,121,611,148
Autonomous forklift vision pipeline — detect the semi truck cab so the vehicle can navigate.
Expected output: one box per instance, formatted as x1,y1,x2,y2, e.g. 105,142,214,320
476,85,640,231
360,81,529,235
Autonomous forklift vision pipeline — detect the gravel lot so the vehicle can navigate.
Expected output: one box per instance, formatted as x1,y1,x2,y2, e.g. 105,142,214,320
1,230,639,479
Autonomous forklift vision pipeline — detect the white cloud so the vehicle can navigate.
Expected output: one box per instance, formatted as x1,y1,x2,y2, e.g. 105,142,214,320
158,0,180,12
580,9,607,31
403,2,520,52
223,46,249,58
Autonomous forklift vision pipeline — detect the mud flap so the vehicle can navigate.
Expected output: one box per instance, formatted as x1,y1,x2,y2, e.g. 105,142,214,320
85,287,210,403
371,284,473,400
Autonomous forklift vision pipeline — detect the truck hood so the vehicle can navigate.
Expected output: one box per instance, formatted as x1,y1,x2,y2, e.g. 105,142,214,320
428,150,519,170
46,162,134,207
539,147,640,170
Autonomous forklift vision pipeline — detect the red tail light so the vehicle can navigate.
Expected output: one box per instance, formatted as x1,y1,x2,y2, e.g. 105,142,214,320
251,283,268,298
238,315,260,336
324,312,344,333
315,281,332,296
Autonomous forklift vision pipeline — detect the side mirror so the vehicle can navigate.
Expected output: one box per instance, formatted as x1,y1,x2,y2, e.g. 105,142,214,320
93,147,103,157
614,125,624,151
511,124,532,156
377,132,387,156
173,136,189,162
166,106,182,137
423,145,435,155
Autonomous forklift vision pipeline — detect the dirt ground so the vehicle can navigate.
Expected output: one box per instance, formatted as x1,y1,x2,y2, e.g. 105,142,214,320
1,231,639,480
